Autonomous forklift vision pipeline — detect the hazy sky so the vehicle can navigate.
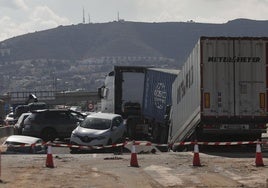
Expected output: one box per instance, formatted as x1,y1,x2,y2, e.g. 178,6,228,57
0,0,268,41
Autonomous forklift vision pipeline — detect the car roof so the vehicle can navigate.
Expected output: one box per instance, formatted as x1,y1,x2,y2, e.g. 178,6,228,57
87,113,121,120
3,135,43,145
20,112,32,116
32,108,80,113
6,112,14,117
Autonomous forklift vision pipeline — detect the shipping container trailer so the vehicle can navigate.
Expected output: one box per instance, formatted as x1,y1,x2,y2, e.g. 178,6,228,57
169,37,268,148
143,68,179,143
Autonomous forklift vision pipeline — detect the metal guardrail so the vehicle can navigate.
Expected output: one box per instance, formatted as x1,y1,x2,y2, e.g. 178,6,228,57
9,91,55,102
1,91,100,106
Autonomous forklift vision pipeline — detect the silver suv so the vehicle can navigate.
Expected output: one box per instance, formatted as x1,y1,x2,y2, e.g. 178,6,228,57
22,109,85,141
70,113,126,151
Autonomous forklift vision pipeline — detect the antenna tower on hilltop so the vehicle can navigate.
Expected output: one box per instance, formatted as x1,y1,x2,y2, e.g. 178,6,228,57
82,7,85,24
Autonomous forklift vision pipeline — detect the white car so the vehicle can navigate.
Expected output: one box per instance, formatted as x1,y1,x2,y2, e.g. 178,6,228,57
70,113,126,151
14,112,31,134
4,112,16,126
2,135,47,154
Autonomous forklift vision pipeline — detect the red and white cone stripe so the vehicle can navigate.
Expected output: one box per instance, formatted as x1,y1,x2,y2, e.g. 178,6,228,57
193,143,201,166
255,141,264,167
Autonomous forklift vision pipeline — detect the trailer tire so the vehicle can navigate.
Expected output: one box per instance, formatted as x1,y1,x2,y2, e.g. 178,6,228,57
127,120,136,139
159,126,168,144
152,125,159,143
172,145,187,152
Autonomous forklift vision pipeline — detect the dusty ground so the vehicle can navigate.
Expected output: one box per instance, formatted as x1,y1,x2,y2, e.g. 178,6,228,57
0,147,268,188
1,134,268,188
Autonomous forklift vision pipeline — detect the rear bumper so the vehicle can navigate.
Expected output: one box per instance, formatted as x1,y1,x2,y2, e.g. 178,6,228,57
203,129,266,135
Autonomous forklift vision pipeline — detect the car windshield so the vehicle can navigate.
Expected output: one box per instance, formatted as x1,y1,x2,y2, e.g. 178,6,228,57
5,141,28,145
80,117,111,130
16,116,25,124
70,111,85,121
17,114,29,124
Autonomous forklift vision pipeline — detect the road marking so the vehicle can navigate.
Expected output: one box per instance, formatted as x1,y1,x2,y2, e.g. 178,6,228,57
144,165,183,186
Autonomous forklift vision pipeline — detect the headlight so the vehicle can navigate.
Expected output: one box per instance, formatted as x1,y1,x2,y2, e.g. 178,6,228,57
71,131,78,137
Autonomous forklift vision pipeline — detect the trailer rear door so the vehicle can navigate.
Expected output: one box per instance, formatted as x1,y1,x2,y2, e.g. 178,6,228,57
202,38,267,118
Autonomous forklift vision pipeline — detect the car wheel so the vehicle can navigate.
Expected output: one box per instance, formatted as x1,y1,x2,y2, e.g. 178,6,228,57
115,134,126,154
107,138,112,146
29,146,35,154
41,128,57,142
105,139,113,153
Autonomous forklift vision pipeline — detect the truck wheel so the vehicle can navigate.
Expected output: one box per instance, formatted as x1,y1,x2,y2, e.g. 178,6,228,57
172,145,187,152
152,125,159,143
156,126,169,152
127,120,136,139
159,126,168,144
41,128,57,141
117,132,127,143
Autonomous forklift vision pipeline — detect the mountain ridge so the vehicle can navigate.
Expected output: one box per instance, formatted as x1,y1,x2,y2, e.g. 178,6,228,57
0,19,268,94
1,18,268,66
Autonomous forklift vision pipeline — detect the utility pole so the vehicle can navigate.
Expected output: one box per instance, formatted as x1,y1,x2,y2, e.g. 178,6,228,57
83,7,85,24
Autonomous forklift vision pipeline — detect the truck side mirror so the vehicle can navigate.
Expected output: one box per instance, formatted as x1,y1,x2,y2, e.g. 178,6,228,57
98,87,104,99
164,105,171,122
164,114,169,121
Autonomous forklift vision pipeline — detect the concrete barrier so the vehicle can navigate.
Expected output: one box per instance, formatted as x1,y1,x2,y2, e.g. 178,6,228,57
0,126,14,138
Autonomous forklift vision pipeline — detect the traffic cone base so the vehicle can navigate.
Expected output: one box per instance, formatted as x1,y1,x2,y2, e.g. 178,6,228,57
193,144,201,167
129,142,139,167
130,152,139,167
255,143,264,167
46,145,54,168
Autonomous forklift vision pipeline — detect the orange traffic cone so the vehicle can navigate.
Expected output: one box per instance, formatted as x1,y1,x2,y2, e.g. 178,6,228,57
46,144,54,168
193,143,201,167
255,141,264,167
129,141,139,167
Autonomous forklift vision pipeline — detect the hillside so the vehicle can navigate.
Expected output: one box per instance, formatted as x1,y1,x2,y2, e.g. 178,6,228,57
0,19,268,95
1,19,268,66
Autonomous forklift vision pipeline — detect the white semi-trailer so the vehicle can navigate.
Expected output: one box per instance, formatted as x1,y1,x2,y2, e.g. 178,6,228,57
169,37,268,148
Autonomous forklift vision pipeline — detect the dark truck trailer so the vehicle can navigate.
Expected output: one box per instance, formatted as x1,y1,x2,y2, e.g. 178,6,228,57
142,68,179,143
169,37,268,149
